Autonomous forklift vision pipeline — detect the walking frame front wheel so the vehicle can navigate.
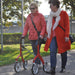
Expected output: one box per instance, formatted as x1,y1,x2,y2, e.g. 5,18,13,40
32,63,39,75
14,61,21,73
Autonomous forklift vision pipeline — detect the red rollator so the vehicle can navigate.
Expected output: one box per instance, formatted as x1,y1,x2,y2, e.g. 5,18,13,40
14,37,49,75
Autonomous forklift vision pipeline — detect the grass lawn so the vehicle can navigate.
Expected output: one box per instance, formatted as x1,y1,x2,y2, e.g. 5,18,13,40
0,42,75,66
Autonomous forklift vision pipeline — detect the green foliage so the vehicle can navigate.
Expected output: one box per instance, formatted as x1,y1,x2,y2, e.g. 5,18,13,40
3,0,33,26
2,0,42,27
0,33,30,44
63,0,75,17
5,21,12,27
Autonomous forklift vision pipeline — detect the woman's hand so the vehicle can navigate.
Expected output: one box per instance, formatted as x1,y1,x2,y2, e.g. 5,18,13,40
21,35,25,39
65,37,69,42
39,35,43,39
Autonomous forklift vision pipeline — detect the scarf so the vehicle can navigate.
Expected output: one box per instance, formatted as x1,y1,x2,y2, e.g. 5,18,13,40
47,8,62,38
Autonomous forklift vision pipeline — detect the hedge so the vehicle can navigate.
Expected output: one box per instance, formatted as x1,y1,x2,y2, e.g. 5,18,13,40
0,33,30,44
0,33,75,44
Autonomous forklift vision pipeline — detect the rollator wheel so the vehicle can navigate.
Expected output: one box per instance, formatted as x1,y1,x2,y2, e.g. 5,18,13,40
32,63,39,75
14,62,21,72
43,62,49,72
23,60,28,70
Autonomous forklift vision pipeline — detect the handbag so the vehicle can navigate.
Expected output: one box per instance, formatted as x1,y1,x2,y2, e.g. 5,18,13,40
31,17,47,44
69,34,74,43
58,25,74,43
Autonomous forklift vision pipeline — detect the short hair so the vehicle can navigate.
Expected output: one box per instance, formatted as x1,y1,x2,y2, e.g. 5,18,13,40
49,0,60,8
29,2,38,9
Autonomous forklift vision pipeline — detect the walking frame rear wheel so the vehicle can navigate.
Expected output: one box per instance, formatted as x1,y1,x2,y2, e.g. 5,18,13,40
23,60,28,70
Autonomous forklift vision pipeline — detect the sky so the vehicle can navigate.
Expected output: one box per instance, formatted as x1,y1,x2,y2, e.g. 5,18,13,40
37,0,70,16
38,0,50,15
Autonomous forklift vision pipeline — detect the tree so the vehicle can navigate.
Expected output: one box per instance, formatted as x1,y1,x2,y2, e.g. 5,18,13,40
63,0,75,18
0,0,1,25
3,0,33,26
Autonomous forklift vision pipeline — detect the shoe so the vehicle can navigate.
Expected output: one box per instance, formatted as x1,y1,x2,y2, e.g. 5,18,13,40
46,67,55,74
46,70,55,74
60,68,66,73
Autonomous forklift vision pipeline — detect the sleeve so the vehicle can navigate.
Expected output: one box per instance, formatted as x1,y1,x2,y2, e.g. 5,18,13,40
22,17,29,36
40,14,47,36
64,11,70,37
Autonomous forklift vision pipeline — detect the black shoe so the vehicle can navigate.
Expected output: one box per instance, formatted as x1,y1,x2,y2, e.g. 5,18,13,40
46,71,55,74
60,68,66,73
46,68,55,74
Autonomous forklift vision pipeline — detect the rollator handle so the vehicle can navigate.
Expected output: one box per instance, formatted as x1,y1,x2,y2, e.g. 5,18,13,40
20,36,25,44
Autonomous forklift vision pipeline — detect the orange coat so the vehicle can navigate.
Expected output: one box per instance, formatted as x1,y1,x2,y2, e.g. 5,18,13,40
22,12,46,40
44,10,71,53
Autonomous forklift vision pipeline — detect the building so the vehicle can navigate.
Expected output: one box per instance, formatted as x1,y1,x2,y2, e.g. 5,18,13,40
70,19,75,33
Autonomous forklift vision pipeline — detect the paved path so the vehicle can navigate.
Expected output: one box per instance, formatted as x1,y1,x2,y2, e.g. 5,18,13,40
0,50,75,75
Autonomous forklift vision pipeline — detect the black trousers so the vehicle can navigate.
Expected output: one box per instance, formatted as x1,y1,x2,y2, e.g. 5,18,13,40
61,51,67,69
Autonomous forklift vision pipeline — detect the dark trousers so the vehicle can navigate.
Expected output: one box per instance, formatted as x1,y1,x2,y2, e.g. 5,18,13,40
50,37,67,68
30,40,41,64
61,51,67,68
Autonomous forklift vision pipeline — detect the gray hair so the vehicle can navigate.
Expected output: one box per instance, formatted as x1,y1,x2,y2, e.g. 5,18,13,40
29,2,38,9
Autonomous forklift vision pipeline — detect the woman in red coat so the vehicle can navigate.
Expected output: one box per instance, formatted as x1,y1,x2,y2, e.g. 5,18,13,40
22,2,46,65
44,0,71,74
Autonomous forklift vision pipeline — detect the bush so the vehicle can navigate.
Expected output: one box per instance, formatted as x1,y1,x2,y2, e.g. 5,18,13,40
0,33,30,44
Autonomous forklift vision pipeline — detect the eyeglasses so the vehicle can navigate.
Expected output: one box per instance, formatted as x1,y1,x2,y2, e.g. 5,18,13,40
30,8,35,10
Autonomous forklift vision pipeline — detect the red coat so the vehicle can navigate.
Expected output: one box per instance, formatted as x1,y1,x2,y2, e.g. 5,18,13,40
22,12,46,40
44,10,71,53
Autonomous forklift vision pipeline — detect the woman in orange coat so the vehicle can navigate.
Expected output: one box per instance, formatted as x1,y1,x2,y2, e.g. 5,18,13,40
44,0,71,74
22,2,46,65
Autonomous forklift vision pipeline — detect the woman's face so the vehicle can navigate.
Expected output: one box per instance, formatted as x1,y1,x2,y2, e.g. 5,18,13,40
30,5,37,13
50,3,57,12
